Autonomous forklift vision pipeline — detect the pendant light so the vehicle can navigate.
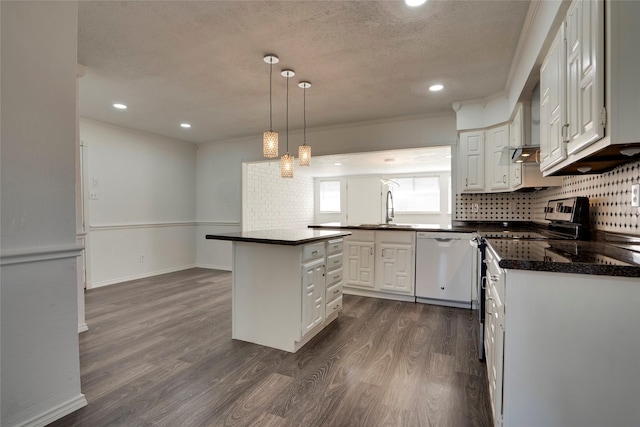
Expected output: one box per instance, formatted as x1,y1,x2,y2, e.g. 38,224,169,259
263,55,279,158
280,69,295,178
298,81,311,166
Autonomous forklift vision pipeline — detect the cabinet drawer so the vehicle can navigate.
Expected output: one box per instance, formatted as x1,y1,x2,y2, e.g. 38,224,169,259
326,295,343,317
326,267,343,287
326,280,343,300
303,242,325,262
326,252,343,271
327,239,343,255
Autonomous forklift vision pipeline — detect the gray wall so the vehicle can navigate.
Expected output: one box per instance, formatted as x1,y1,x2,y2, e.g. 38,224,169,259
1,2,86,425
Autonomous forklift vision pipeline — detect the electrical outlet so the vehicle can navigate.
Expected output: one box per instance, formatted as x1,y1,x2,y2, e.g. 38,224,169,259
473,203,479,213
89,191,98,200
631,183,640,208
139,255,145,263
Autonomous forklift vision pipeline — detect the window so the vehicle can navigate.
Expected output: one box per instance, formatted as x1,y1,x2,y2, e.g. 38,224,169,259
392,176,440,212
319,180,341,212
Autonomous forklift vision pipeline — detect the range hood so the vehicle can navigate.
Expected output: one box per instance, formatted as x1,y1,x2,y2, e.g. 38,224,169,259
509,146,540,164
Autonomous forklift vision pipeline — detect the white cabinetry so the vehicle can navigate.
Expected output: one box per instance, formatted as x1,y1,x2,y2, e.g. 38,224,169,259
487,124,510,191
483,243,640,426
375,231,415,295
343,230,416,302
325,239,344,319
458,130,485,192
344,230,375,289
540,0,640,176
484,246,505,426
231,237,343,353
301,256,325,338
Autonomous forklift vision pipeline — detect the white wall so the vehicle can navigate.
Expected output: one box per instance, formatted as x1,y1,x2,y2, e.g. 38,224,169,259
80,120,197,287
0,2,87,426
243,162,314,231
196,114,457,268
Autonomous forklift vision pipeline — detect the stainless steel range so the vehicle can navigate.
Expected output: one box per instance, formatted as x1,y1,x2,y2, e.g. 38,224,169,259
475,196,590,360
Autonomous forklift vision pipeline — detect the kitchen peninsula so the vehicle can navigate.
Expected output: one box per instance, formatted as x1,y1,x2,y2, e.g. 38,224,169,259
206,229,351,352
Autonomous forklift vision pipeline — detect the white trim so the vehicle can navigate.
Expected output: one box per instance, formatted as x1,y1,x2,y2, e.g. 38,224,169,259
88,264,197,288
504,0,542,93
196,263,232,271
89,221,196,231
1,244,84,266
78,323,89,333
342,287,415,302
196,221,241,227
11,394,87,427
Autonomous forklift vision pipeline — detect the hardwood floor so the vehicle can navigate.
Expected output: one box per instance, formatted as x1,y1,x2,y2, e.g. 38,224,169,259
50,268,492,427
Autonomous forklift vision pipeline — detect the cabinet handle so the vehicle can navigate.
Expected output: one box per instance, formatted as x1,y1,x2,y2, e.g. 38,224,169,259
465,178,468,187
333,275,340,279
333,289,340,294
503,174,507,183
334,305,340,310
535,149,541,164
312,250,319,255
561,123,570,144
440,286,445,290
486,297,494,315
333,259,340,264
370,247,373,256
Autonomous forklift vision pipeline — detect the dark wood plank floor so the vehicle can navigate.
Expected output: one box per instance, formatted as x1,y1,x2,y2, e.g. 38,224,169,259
50,268,492,427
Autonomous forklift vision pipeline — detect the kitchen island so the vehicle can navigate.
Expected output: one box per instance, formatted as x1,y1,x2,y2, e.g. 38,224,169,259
206,229,351,352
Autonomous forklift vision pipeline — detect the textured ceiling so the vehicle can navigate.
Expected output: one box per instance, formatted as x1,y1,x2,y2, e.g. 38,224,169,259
78,0,530,144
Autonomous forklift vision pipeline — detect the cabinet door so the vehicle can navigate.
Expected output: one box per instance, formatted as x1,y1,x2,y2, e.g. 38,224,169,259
377,244,414,294
485,282,504,427
540,25,567,171
302,258,325,337
459,131,485,192
487,124,510,191
565,0,604,155
344,241,375,289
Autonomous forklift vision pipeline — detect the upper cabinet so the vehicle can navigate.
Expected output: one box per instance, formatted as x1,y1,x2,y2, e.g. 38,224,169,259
541,0,640,175
458,108,561,194
458,130,485,192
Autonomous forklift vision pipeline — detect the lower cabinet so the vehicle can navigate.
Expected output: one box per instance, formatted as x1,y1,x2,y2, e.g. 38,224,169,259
301,257,326,338
343,230,416,300
484,243,640,426
231,238,343,353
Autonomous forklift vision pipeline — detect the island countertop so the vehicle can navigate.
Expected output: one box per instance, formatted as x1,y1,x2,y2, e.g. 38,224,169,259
206,229,351,246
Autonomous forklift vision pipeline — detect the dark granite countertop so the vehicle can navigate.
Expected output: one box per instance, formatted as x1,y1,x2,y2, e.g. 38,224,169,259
205,229,351,246
308,222,478,232
486,239,640,277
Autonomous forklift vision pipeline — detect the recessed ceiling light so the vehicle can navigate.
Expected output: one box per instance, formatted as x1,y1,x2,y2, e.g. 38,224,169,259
180,123,191,128
405,0,427,6
113,103,127,110
429,84,444,92
334,162,342,166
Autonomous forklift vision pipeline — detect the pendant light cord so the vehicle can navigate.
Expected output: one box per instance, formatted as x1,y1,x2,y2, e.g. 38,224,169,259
286,74,289,153
269,60,273,131
303,87,307,145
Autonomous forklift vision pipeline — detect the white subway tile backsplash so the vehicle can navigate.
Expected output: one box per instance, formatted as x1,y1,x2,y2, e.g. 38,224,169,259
245,162,314,231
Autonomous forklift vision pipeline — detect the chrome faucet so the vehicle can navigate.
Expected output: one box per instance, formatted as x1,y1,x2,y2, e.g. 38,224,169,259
385,190,394,224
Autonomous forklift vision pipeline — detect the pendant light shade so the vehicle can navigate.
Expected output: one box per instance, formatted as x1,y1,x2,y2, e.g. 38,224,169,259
298,81,311,166
263,55,279,158
280,153,294,178
280,69,295,178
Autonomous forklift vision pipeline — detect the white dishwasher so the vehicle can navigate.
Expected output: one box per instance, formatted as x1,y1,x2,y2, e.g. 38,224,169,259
415,232,473,308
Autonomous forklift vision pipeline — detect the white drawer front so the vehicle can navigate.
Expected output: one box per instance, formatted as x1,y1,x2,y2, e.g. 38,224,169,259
326,280,343,300
303,242,325,262
326,267,343,287
327,239,344,255
327,252,343,271
326,295,343,317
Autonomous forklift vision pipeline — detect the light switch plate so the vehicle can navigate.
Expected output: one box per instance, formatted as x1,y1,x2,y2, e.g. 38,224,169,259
631,183,640,208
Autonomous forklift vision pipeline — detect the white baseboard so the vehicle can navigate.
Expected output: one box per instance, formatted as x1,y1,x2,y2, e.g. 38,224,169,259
78,323,89,333
88,264,197,288
196,263,232,271
11,394,87,427
342,287,415,302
